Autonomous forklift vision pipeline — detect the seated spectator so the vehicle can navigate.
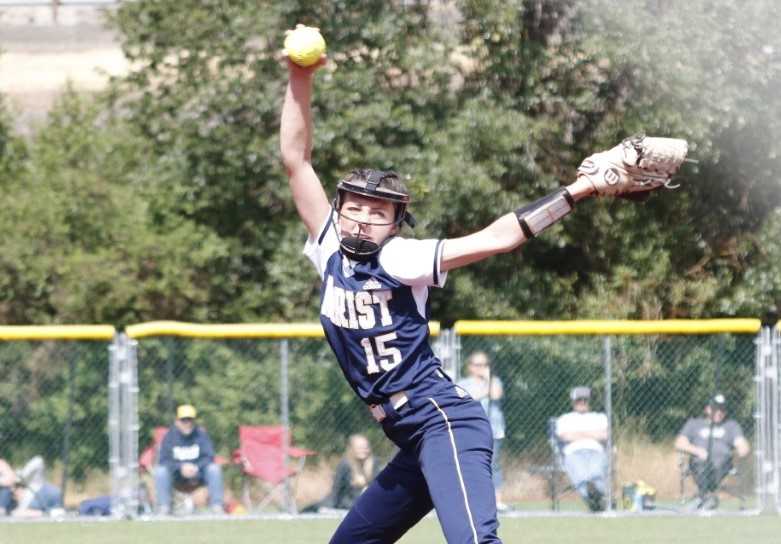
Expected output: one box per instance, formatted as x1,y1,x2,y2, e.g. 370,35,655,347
4,456,64,518
303,434,380,513
674,393,750,509
154,404,224,515
555,386,608,512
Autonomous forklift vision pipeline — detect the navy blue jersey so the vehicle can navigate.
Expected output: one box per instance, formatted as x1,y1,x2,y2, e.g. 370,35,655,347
304,211,447,405
158,425,216,473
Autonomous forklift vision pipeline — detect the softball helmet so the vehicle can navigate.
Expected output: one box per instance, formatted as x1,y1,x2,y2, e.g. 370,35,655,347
334,169,416,261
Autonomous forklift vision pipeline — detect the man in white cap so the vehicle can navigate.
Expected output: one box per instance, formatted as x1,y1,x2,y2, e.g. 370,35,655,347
555,386,608,512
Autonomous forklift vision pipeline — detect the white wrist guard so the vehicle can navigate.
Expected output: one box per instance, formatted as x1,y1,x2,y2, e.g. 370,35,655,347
514,188,575,238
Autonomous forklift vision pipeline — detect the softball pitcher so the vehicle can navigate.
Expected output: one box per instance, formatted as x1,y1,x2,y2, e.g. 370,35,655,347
280,34,686,544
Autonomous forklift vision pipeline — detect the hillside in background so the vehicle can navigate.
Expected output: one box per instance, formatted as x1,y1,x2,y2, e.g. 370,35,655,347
0,3,127,132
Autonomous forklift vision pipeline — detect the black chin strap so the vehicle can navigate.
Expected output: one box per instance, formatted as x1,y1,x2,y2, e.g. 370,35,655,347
340,237,380,262
338,219,381,262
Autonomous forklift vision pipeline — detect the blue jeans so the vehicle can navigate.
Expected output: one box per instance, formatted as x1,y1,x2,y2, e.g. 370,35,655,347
0,486,12,513
29,483,63,512
563,448,607,499
492,438,503,489
154,463,224,508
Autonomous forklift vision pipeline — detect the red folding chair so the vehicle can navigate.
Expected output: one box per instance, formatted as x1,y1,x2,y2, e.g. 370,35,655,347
232,425,316,513
139,427,170,475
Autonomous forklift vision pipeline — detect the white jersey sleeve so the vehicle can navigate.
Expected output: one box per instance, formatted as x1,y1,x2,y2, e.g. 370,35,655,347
303,211,340,280
379,237,448,287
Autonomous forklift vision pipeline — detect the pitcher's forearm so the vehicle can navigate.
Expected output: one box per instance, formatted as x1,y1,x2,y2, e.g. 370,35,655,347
280,71,315,171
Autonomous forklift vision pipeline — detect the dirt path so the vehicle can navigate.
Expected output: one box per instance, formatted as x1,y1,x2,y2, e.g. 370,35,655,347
1,47,129,130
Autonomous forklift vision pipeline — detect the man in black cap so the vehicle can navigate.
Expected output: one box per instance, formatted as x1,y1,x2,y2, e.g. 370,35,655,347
675,394,750,509
555,386,609,512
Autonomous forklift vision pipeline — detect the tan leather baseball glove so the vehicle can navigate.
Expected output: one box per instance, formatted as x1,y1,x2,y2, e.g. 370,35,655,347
577,135,689,197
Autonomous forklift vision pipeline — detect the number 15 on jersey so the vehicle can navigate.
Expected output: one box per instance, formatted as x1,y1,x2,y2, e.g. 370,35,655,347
361,332,402,374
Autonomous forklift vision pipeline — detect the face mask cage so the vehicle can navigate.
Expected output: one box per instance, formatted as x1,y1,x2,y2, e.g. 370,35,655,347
333,196,400,262
334,170,415,228
333,170,415,260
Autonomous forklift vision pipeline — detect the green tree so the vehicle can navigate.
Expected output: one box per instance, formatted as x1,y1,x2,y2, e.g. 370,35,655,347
102,0,464,321
0,95,27,185
449,0,781,319
4,1,779,324
575,0,781,318
0,89,230,325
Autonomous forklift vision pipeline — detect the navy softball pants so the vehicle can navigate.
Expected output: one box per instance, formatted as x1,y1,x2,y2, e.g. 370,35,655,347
330,374,502,544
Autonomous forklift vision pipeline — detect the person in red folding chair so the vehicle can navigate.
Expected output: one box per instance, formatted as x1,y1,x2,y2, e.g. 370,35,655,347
154,404,224,515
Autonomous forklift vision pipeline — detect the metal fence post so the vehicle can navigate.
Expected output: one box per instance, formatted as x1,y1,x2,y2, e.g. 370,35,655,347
109,333,139,518
61,355,75,505
771,324,781,513
603,335,613,512
754,327,763,511
280,338,292,513
125,334,140,518
109,334,121,517
165,346,176,420
434,327,458,379
755,323,779,513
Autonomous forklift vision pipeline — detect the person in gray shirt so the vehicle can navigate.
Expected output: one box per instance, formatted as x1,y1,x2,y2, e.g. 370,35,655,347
675,393,750,507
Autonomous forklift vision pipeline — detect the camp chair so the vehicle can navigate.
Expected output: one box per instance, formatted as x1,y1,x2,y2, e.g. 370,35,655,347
139,426,226,514
678,452,746,510
528,417,574,511
139,427,170,475
544,416,575,510
232,425,316,514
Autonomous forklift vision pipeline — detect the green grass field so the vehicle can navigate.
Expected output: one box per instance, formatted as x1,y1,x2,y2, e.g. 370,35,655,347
1,515,780,544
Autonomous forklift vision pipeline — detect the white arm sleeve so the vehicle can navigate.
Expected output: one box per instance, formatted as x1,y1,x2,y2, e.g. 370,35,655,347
379,237,448,287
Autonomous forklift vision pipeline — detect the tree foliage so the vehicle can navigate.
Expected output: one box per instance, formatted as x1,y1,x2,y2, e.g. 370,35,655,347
0,0,777,324
0,89,230,325
1,0,779,478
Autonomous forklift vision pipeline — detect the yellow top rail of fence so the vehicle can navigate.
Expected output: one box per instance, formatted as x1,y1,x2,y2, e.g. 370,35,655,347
126,321,442,339
454,319,762,336
0,325,116,341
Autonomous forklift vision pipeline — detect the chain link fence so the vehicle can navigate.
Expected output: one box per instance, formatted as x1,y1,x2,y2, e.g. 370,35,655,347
3,321,781,519
455,324,758,512
0,326,115,513
127,323,392,515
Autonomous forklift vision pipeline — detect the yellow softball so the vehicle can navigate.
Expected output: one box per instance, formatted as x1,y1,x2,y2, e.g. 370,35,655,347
284,25,326,68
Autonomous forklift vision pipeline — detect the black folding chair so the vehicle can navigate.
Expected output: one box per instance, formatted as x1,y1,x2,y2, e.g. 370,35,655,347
528,417,574,511
678,453,746,510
